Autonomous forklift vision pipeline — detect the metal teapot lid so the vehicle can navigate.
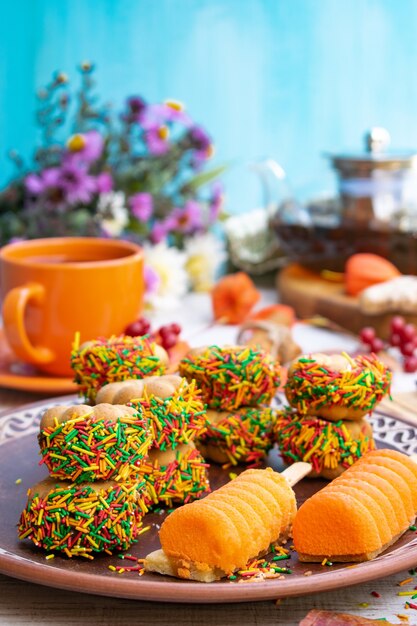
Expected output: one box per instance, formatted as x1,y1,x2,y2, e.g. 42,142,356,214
329,128,417,175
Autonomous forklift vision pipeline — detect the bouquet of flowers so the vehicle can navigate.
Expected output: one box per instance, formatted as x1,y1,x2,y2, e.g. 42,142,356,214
0,62,227,306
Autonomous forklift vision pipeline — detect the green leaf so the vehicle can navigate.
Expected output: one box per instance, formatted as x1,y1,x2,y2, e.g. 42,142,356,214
127,217,149,236
180,163,228,194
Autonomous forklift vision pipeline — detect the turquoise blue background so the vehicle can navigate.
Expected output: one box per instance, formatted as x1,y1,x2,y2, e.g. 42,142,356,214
1,0,417,212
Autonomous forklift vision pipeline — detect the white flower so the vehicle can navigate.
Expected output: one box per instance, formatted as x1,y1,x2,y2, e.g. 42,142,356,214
98,191,129,236
184,233,227,292
144,242,188,310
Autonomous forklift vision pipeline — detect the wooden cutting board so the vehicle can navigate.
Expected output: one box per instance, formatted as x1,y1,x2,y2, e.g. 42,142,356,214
276,263,417,339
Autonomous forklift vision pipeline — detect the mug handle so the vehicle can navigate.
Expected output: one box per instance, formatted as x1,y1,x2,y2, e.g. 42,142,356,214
2,282,54,365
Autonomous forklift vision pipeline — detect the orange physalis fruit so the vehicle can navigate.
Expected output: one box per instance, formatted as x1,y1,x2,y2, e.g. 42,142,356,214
211,272,261,324
345,253,401,296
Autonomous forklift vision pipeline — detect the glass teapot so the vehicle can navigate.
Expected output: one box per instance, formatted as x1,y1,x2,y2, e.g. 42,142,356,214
271,128,417,273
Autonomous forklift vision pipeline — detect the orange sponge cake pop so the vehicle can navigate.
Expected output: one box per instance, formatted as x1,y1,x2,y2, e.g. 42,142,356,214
293,449,417,562
159,468,294,573
295,491,383,561
145,464,311,582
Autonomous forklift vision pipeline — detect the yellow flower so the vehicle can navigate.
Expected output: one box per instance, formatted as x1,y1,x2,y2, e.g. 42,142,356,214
67,134,86,152
185,256,213,292
165,99,184,111
158,126,169,140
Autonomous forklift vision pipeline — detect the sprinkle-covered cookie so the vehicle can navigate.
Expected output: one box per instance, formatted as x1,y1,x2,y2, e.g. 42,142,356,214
18,478,149,557
179,345,282,411
38,403,152,483
71,334,168,402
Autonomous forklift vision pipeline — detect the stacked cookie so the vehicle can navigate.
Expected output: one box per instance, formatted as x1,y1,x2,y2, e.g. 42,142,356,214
274,352,392,479
95,375,210,507
179,345,282,467
18,403,152,556
71,334,169,402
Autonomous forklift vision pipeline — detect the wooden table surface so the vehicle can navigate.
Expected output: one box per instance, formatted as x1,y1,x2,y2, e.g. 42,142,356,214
1,387,417,626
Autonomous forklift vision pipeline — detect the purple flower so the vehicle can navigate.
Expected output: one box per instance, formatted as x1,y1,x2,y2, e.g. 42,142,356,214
172,200,203,234
163,102,192,127
188,126,211,152
129,193,153,221
96,172,113,193
187,125,213,166
25,174,43,195
58,163,96,204
25,164,97,207
25,168,60,195
66,130,104,164
141,103,192,130
144,264,160,295
127,96,146,116
122,96,147,124
209,181,224,222
150,217,176,243
145,127,170,155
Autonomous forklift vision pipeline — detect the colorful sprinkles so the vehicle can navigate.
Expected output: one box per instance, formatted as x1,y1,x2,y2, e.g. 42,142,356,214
179,345,281,411
226,546,291,582
143,446,210,507
274,409,375,475
18,479,149,556
199,406,277,467
108,556,146,575
38,405,153,483
106,544,292,582
71,334,167,402
285,353,391,415
132,379,207,449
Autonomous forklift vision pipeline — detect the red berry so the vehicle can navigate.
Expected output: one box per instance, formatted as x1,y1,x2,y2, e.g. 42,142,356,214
370,337,384,353
160,332,178,350
124,317,151,337
400,323,417,343
390,315,405,334
360,327,376,345
404,355,417,373
401,341,416,357
159,322,182,337
390,333,402,347
158,326,171,339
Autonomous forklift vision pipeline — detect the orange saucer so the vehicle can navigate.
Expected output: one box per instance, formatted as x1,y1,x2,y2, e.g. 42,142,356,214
0,327,77,394
0,329,191,395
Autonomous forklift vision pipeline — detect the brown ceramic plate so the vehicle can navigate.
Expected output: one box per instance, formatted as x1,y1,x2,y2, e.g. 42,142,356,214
1,396,417,604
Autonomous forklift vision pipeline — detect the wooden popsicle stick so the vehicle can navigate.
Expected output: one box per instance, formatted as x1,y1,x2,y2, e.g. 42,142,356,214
281,462,312,487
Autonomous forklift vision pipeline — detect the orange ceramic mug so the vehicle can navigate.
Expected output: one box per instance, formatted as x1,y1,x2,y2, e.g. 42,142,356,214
0,238,144,377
